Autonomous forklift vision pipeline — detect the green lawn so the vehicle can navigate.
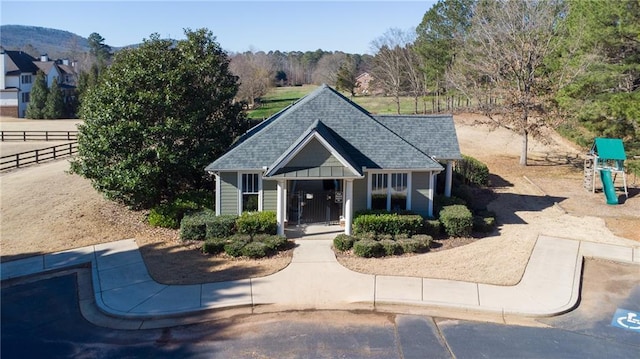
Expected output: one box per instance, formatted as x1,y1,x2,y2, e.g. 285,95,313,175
247,85,466,119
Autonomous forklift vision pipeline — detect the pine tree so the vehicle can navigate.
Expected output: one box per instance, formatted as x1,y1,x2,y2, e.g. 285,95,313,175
45,78,64,119
25,70,48,119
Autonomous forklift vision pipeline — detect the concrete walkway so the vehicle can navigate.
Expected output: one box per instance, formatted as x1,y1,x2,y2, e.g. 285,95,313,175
2,227,639,322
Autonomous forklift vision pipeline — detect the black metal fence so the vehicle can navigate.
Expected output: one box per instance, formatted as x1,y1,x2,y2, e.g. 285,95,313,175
1,142,78,171
0,131,78,141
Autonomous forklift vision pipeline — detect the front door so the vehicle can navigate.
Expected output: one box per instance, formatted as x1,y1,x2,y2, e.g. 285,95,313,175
288,180,343,225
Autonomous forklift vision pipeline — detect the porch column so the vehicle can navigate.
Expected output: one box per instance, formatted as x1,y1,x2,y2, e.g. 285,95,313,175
345,179,354,235
445,160,453,198
428,173,435,218
214,173,221,216
276,180,286,236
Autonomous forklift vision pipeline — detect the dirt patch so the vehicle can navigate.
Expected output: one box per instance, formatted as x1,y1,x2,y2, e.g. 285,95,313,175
1,115,638,286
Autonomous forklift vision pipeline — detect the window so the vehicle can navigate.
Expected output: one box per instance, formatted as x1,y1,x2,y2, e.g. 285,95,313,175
390,173,408,211
21,92,30,103
369,172,409,212
21,75,32,84
241,173,260,212
371,173,388,210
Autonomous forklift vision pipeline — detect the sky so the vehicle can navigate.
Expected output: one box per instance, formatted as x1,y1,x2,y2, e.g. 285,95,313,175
1,1,437,54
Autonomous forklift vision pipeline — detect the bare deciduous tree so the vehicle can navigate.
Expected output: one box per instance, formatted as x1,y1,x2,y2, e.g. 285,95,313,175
370,28,413,114
230,51,274,108
448,0,565,165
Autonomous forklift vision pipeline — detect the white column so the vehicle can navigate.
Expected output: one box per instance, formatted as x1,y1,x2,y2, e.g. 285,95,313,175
428,172,435,218
445,161,453,197
345,179,354,235
214,173,221,216
276,180,285,236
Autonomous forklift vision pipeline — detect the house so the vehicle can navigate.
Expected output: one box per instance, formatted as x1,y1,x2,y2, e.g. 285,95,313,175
355,72,381,96
0,48,78,118
205,84,462,236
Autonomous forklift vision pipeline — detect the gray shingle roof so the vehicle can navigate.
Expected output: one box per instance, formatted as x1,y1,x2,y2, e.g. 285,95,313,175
374,115,462,161
205,85,459,173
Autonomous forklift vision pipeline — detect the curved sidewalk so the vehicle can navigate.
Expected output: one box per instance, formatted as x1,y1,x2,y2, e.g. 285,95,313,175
2,234,639,321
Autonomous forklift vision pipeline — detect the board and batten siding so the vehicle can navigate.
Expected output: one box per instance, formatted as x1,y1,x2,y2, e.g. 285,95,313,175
262,180,277,212
411,171,432,217
219,172,239,215
287,137,342,168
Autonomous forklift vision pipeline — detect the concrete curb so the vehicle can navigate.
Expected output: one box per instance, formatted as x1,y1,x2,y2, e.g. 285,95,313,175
2,235,638,327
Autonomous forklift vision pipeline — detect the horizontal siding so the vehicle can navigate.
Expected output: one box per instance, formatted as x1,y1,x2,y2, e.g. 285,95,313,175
263,180,277,212
412,172,431,217
220,172,239,215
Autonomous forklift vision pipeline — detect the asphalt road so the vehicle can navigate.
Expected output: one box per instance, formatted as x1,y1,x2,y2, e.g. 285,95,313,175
2,259,638,358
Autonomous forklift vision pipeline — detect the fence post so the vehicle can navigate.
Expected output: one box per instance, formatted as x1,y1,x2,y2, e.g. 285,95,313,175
23,132,26,141
35,149,39,163
53,146,56,159
16,154,20,168
45,132,49,141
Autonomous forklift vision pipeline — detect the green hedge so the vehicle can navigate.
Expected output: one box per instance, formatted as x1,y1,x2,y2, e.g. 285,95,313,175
224,234,251,257
353,213,423,236
241,241,268,258
333,234,356,251
206,215,238,239
353,239,383,258
202,238,226,254
397,236,431,253
260,235,289,251
423,219,441,237
236,211,277,235
379,239,403,256
179,210,216,241
455,154,489,186
439,205,473,237
148,192,211,229
473,215,496,233
433,195,467,218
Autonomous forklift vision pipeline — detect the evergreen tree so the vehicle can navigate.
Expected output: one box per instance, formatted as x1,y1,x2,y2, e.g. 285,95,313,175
25,70,48,119
336,55,358,97
45,78,64,119
71,29,249,209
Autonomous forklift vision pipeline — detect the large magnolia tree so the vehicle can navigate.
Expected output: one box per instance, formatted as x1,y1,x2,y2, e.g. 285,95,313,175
71,29,248,209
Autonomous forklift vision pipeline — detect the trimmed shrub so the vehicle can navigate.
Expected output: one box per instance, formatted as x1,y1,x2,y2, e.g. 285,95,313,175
439,205,473,237
261,235,289,251
394,233,410,240
333,234,356,251
423,219,441,237
455,155,490,186
355,232,378,241
353,239,383,258
224,234,251,257
148,195,204,229
353,214,423,236
206,215,238,239
241,241,268,258
398,237,429,254
473,215,496,233
180,209,216,241
433,195,467,218
202,238,226,254
379,239,403,256
412,234,433,249
236,211,277,235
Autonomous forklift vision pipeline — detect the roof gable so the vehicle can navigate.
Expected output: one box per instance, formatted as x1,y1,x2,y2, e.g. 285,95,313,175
205,85,446,173
3,50,38,74
265,120,362,178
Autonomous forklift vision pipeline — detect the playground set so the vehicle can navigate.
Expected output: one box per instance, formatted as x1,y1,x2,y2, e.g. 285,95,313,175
584,137,628,205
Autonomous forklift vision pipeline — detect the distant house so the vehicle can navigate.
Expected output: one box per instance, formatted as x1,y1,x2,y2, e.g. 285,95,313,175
355,72,382,96
205,85,462,236
0,48,78,118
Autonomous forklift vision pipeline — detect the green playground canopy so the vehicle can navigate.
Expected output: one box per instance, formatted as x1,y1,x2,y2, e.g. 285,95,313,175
592,138,627,160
